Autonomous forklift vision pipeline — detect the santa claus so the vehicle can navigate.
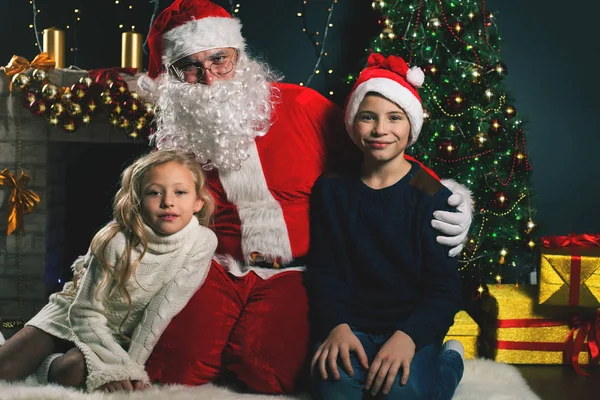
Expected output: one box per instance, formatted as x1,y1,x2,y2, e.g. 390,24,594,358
137,0,473,394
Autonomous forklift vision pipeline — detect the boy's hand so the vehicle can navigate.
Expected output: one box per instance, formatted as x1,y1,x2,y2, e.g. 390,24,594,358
365,330,415,396
310,323,369,380
99,379,149,392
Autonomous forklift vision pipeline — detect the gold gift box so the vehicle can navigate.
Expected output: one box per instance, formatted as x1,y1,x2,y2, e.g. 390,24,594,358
539,247,600,308
488,285,594,365
443,310,479,359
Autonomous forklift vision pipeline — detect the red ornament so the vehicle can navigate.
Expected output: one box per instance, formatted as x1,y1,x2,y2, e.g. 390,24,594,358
22,90,37,108
494,191,509,209
85,100,98,114
446,91,466,112
70,83,88,101
109,80,130,103
504,105,516,119
439,140,458,160
489,119,502,133
60,115,79,133
28,98,49,116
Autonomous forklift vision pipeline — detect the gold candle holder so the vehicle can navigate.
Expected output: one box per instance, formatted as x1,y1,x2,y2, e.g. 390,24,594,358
121,31,143,72
42,27,65,69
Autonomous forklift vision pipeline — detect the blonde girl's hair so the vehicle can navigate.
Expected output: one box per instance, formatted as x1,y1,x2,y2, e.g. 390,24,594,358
88,149,215,338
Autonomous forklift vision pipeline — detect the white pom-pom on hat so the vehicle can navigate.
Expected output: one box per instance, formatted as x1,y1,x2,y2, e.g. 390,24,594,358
406,66,425,88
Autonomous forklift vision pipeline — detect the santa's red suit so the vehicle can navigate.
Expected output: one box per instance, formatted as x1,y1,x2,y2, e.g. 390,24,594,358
145,82,343,393
144,82,438,393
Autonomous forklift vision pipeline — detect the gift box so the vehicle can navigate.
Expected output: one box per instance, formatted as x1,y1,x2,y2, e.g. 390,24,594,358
539,234,600,308
443,310,479,359
488,284,599,375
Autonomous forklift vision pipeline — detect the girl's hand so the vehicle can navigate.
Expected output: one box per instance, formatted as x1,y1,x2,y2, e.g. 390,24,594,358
365,330,415,396
310,323,369,380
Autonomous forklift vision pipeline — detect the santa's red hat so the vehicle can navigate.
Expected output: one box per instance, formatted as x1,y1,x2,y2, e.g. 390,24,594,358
145,0,245,79
344,53,425,146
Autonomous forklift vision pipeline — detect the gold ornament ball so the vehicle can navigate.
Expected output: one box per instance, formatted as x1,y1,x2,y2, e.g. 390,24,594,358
109,113,120,126
144,102,154,115
136,116,147,130
51,102,66,116
79,76,94,87
82,114,91,124
68,103,82,117
42,83,60,101
48,115,60,126
32,69,48,82
60,87,73,102
11,73,31,90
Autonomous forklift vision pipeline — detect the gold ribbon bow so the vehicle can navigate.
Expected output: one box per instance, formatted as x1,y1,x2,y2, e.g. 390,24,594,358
4,52,56,78
4,53,56,90
0,169,41,235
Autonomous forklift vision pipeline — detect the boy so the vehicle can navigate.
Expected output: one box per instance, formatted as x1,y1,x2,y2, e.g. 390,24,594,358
306,53,464,399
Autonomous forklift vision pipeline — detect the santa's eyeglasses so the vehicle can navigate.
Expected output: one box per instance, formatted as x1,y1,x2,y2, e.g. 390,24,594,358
167,50,238,84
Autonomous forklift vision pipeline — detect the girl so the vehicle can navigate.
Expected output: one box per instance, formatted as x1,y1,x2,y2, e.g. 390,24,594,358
306,54,465,399
0,150,217,393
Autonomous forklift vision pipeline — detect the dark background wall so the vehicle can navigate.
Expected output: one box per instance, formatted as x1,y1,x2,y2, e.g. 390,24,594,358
1,0,598,251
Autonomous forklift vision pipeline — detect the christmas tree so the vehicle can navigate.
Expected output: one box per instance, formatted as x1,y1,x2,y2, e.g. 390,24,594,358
364,0,537,289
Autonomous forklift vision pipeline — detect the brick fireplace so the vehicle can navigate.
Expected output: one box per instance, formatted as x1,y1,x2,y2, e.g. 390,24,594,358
0,69,145,335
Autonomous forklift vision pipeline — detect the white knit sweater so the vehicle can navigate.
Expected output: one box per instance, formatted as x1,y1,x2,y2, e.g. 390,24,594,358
26,218,217,392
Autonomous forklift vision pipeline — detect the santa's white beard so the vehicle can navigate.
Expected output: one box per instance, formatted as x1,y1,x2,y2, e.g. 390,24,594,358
151,54,278,171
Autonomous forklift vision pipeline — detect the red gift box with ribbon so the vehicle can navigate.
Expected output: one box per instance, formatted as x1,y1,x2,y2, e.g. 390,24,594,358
539,233,600,308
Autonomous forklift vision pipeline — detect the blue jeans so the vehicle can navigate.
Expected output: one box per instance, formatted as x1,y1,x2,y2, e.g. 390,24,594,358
311,330,463,400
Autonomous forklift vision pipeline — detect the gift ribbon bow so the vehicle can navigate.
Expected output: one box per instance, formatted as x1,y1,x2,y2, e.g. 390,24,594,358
3,53,56,91
565,311,600,376
88,67,138,87
0,169,41,235
542,233,600,248
3,52,56,78
542,233,600,306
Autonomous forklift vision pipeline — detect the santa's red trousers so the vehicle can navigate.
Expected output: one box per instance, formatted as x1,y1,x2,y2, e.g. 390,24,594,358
145,260,311,394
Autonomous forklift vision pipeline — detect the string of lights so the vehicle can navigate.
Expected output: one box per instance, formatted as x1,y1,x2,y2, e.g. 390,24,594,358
31,0,42,52
298,0,338,93
143,0,161,54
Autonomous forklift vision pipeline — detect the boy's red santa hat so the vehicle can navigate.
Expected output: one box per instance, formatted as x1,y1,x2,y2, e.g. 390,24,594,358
344,53,425,146
139,0,245,91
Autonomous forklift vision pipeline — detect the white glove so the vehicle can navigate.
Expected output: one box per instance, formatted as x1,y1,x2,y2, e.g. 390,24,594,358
432,180,474,257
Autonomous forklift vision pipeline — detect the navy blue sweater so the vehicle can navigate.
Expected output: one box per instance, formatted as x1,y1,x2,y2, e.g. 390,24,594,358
305,161,462,350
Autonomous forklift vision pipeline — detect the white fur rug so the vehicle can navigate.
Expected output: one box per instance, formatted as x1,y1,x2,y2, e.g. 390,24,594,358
0,359,539,400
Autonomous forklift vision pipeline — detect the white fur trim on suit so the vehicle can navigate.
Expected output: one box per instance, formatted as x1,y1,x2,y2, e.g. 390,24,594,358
162,17,245,66
345,78,424,146
218,142,294,266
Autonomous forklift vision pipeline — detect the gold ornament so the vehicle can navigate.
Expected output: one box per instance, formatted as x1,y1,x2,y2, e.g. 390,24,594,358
42,83,60,100
51,102,66,116
60,87,72,102
79,76,94,87
109,114,120,126
48,115,60,126
67,103,82,117
11,73,31,90
32,69,48,82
